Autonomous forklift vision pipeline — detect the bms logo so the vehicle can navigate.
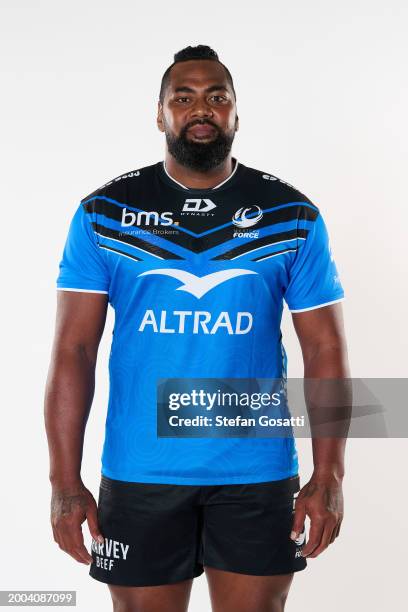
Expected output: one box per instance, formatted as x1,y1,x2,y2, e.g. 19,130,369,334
232,205,263,229
136,268,257,335
121,207,174,227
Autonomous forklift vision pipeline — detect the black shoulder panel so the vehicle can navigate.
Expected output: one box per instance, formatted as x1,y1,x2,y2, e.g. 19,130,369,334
80,163,157,203
241,164,318,211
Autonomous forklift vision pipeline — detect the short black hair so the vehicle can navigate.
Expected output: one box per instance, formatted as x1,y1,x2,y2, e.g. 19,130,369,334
159,45,236,104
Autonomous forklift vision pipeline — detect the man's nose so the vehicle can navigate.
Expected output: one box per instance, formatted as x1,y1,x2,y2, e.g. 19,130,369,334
190,98,213,118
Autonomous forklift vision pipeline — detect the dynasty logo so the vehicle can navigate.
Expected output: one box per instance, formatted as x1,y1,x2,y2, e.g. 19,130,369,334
181,198,217,216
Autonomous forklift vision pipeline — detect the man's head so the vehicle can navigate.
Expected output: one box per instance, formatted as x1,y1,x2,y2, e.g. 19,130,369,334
157,45,239,172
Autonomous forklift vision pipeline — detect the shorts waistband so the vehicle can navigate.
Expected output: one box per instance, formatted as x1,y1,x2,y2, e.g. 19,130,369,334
100,474,300,495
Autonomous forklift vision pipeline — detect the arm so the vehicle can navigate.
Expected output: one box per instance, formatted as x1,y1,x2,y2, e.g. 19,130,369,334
290,302,351,558
44,290,108,564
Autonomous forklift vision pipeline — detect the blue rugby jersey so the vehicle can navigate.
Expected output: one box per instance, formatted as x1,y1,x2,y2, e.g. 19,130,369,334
56,159,345,484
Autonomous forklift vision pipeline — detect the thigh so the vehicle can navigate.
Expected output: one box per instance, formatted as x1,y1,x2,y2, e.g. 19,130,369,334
108,579,194,612
205,567,293,612
89,476,204,587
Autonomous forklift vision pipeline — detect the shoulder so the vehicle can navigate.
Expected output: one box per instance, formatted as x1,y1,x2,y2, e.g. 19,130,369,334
241,162,320,214
79,162,158,204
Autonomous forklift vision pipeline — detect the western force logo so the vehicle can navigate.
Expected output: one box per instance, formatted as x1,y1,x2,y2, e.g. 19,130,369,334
137,268,257,335
181,198,217,216
138,268,257,299
232,205,263,229
121,207,174,227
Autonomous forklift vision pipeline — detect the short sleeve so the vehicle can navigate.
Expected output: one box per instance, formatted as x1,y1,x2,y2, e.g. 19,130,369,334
283,211,345,312
56,202,110,294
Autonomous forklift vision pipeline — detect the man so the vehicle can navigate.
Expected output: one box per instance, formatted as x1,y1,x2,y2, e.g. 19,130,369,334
44,45,350,612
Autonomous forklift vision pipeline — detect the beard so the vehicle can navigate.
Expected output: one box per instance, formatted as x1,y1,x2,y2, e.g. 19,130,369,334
164,119,236,172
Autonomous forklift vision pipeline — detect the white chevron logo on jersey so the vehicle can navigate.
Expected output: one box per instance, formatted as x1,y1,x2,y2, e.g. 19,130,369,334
137,269,258,299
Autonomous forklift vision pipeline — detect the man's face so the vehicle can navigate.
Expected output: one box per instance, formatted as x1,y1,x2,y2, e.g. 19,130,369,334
157,60,239,171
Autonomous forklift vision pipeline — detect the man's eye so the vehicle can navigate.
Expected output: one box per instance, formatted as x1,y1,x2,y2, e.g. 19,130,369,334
176,97,190,103
211,95,227,103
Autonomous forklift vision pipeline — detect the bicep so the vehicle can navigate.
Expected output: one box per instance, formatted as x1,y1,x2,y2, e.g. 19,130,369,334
53,290,108,361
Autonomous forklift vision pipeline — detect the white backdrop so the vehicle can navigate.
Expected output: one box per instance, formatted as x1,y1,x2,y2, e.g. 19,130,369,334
1,1,407,610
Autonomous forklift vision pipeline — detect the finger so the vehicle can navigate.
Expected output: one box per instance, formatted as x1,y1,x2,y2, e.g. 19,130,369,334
57,531,91,564
330,520,341,544
86,503,104,544
335,519,343,540
330,520,341,543
53,525,68,551
59,521,93,564
301,518,324,557
55,529,88,564
69,529,94,564
307,521,336,557
64,546,92,564
52,526,73,559
52,525,59,544
290,502,306,541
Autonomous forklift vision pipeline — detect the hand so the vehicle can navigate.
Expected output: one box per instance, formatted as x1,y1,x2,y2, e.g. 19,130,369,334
290,473,344,558
50,481,104,564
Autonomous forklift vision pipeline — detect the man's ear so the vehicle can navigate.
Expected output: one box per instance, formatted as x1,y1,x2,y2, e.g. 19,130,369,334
235,114,239,132
157,101,165,133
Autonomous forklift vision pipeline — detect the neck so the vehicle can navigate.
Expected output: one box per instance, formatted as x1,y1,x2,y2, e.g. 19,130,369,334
164,151,234,189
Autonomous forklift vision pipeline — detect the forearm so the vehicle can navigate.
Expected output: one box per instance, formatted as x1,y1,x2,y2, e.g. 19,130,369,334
44,346,96,489
303,344,351,480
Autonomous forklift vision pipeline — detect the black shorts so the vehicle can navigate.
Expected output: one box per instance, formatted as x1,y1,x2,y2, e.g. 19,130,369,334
89,474,307,587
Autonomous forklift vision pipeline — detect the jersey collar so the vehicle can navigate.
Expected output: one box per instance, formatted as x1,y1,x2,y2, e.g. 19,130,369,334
157,157,243,193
